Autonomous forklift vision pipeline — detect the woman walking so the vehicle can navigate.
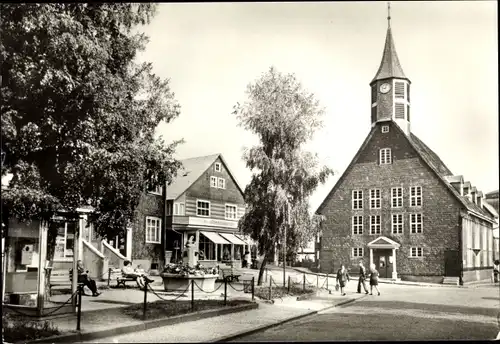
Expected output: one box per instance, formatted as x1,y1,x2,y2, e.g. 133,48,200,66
336,264,350,296
369,263,380,296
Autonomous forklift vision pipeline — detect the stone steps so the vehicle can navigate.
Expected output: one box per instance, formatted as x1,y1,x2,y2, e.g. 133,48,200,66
442,276,460,286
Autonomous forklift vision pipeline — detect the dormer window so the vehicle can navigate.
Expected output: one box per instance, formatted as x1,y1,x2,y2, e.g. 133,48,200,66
379,148,392,165
381,125,389,133
214,163,222,172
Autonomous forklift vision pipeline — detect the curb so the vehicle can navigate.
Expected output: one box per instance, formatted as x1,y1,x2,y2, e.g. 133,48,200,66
212,296,364,343
22,303,258,344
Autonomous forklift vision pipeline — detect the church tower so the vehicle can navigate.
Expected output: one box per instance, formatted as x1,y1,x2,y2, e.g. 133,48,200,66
370,4,411,135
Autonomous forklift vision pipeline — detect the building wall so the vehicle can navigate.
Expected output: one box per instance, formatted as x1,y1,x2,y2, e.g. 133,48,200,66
131,192,164,267
318,122,464,279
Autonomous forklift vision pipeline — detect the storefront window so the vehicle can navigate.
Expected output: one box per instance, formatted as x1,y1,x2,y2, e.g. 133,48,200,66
51,220,76,260
199,233,215,260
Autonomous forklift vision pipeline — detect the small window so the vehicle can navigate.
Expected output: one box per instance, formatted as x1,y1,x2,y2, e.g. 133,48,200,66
391,187,403,208
179,203,185,215
395,81,405,99
371,106,377,123
379,148,392,165
217,177,226,189
410,213,423,234
214,163,222,172
381,125,389,133
410,247,423,258
392,214,403,234
145,217,161,244
370,215,381,235
174,203,179,215
369,189,381,209
352,216,363,235
197,200,210,217
395,103,405,119
225,204,237,220
352,247,364,258
352,190,363,210
371,85,377,104
410,186,422,207
210,176,217,188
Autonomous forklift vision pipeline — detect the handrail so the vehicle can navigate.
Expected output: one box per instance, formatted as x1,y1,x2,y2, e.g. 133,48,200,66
82,239,105,259
102,240,127,260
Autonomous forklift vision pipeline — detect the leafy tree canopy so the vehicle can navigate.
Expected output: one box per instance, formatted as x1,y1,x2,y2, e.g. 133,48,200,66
1,3,182,240
233,66,333,284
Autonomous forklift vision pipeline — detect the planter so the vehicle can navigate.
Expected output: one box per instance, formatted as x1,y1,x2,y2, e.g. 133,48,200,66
160,273,219,292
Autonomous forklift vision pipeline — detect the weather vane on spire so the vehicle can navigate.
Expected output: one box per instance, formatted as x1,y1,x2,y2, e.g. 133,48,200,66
387,2,391,27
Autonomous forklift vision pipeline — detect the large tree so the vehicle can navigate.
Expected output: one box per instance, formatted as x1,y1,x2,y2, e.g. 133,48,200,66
233,66,333,285
1,4,182,258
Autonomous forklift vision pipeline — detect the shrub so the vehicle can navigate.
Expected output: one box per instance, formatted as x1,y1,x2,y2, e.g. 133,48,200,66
3,312,60,342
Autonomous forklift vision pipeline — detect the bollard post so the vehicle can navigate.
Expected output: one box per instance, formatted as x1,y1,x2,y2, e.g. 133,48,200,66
224,278,227,306
107,268,111,287
269,276,273,300
142,279,148,320
251,277,255,301
191,280,195,312
76,284,82,331
326,273,329,290
303,273,306,292
288,275,291,294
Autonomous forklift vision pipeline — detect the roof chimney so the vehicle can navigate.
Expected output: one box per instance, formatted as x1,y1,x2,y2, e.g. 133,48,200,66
471,187,477,204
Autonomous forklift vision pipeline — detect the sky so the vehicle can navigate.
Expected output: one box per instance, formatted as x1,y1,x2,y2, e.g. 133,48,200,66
137,1,498,213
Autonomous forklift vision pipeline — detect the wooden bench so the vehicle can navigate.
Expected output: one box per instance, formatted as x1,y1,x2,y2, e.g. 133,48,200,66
220,268,241,282
109,268,137,288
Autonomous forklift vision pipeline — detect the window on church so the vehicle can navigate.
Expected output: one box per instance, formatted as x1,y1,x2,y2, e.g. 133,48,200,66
210,176,217,188
352,216,363,235
370,189,381,209
391,187,403,208
395,103,405,119
407,105,410,122
352,247,364,258
392,214,403,234
410,247,423,258
410,213,423,234
381,125,389,133
407,84,410,102
371,106,376,123
371,85,377,104
352,190,363,210
395,81,405,99
379,148,392,165
370,215,381,235
410,186,422,207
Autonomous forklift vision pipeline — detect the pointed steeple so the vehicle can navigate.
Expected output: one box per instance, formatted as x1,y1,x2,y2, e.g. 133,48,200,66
370,4,408,84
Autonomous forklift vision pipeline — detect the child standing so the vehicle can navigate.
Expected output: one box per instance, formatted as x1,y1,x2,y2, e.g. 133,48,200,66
369,263,381,296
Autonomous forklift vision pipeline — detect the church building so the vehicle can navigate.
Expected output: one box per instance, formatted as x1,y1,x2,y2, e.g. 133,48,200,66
316,13,496,284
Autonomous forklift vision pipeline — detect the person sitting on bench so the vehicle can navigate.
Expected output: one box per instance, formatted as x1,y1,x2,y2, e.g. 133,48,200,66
76,260,101,297
121,260,154,289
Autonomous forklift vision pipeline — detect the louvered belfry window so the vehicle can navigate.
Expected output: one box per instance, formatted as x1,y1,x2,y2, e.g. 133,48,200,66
407,84,410,102
395,81,405,99
395,103,405,119
407,105,410,122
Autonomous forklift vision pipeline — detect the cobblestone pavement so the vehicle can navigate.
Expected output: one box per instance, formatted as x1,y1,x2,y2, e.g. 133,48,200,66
231,283,500,341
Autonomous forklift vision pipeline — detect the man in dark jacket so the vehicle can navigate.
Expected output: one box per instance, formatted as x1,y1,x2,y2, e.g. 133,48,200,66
357,260,369,294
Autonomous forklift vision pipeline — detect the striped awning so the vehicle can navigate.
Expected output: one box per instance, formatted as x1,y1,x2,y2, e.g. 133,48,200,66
200,231,230,245
219,233,247,245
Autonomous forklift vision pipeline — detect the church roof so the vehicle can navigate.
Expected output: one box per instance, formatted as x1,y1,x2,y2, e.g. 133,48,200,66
316,121,494,223
371,27,408,84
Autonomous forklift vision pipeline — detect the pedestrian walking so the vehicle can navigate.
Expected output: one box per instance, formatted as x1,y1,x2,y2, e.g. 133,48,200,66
493,259,499,283
369,263,380,296
357,260,369,294
336,264,350,296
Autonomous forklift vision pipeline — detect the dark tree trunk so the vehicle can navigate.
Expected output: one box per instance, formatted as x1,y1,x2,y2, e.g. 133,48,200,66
257,253,268,286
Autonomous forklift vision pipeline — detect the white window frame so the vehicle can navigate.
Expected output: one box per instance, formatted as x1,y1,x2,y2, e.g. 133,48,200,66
392,214,403,234
391,187,403,208
409,247,423,258
218,177,226,189
410,186,422,207
352,247,364,258
381,125,389,133
53,221,77,260
214,163,222,172
145,216,161,244
379,148,392,165
352,190,363,210
370,215,381,235
410,213,423,234
225,204,237,220
352,216,363,235
196,200,210,217
369,189,381,209
179,203,185,216
210,176,217,188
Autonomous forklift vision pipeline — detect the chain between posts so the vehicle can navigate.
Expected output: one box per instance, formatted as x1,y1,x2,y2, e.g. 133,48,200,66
5,289,79,318
146,282,191,302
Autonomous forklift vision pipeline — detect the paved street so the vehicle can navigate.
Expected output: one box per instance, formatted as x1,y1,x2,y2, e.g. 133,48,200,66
231,283,500,341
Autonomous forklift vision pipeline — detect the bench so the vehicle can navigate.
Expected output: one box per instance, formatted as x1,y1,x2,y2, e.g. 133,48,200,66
109,268,137,288
220,268,241,282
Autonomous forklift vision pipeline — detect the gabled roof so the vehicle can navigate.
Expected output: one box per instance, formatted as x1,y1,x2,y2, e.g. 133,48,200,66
316,121,494,223
371,27,409,84
166,153,244,200
367,236,401,249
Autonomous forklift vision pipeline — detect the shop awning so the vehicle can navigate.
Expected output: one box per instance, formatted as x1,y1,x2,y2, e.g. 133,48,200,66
200,231,230,245
235,234,258,246
219,233,247,245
